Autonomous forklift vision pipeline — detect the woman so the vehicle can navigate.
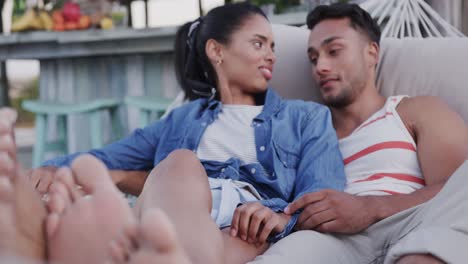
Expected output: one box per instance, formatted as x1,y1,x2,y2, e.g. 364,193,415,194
36,3,345,263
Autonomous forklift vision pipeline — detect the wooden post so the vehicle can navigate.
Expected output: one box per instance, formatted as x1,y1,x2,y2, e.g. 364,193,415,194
0,0,10,107
463,0,468,35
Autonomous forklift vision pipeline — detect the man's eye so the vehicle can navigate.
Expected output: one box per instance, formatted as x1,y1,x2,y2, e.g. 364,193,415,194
329,49,340,56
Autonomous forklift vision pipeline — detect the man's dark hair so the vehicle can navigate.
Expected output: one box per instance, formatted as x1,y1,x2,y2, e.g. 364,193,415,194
306,3,381,46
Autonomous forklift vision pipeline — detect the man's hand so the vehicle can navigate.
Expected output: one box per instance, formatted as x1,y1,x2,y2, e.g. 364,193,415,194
285,190,377,234
230,202,290,245
28,166,58,195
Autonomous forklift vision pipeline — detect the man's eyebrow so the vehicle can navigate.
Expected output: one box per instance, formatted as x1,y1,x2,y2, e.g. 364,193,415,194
307,36,343,54
322,36,343,46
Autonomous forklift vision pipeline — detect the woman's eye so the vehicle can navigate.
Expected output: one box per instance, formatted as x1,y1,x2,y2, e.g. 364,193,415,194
310,58,317,65
254,41,263,48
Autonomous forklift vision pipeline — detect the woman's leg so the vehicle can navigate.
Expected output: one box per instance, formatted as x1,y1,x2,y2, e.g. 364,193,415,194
134,149,224,263
134,149,268,264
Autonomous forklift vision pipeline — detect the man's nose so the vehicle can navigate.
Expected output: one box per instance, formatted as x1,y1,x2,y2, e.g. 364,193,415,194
316,57,331,75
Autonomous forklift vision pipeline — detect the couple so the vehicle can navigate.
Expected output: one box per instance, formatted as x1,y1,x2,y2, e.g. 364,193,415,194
1,2,467,264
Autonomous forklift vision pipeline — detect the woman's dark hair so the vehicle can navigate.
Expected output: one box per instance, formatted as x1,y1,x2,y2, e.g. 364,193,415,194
306,3,381,46
174,2,267,101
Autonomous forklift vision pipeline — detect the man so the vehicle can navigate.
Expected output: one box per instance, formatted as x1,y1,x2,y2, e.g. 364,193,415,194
250,3,468,264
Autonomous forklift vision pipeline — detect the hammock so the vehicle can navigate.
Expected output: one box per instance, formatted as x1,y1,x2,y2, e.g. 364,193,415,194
359,0,465,38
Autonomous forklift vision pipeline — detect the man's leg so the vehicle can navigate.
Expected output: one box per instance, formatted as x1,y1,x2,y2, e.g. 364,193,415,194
384,161,468,264
133,149,267,264
249,229,374,264
0,108,47,262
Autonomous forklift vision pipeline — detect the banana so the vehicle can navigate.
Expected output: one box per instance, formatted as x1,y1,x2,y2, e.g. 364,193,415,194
39,11,53,31
11,9,36,32
30,13,45,30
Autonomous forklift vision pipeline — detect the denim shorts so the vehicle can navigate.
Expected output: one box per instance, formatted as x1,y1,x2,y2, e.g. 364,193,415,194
209,178,262,229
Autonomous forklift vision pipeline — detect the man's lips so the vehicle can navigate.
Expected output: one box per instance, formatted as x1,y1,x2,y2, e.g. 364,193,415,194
320,78,339,87
259,66,273,80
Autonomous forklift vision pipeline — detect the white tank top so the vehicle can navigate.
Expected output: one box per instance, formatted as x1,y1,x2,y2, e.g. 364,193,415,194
339,96,424,196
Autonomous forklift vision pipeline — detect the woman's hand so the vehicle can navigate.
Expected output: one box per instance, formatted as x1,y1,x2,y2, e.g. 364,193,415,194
230,202,291,245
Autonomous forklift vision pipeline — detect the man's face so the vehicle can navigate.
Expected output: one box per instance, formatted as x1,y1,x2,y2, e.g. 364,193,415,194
308,18,376,108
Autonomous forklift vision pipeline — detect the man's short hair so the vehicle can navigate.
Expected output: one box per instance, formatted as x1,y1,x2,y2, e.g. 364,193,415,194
306,3,381,46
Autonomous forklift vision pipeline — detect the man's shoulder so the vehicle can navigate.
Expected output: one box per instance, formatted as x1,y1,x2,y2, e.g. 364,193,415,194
397,96,450,120
397,95,463,138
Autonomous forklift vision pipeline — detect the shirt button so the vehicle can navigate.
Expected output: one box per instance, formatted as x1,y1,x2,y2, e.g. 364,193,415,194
251,168,256,174
259,146,266,152
257,123,261,127
221,168,226,172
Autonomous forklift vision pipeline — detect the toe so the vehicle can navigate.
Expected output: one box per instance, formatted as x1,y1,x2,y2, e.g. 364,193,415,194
0,176,13,202
0,134,16,160
71,155,115,194
109,240,129,264
46,213,61,239
47,184,68,216
0,108,17,125
0,152,15,177
55,167,82,202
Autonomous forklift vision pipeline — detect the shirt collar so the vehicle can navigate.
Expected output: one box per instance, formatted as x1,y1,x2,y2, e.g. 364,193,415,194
255,88,282,122
202,88,282,121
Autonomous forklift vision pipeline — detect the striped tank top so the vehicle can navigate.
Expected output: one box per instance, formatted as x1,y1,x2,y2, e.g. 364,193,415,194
339,96,424,196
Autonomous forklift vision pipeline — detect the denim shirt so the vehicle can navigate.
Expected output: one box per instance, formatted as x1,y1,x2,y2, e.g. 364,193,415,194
43,89,346,242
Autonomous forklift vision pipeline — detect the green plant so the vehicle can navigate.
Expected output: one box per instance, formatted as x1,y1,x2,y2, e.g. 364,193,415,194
11,78,39,125
249,0,302,14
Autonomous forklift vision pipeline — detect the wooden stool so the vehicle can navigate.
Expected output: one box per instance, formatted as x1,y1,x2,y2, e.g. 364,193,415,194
124,96,172,128
22,99,122,167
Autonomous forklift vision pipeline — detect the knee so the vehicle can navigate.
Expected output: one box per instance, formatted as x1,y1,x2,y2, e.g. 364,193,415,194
148,149,206,182
396,254,445,264
165,149,199,165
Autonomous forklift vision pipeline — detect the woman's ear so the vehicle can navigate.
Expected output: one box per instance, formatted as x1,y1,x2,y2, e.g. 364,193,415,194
206,39,223,65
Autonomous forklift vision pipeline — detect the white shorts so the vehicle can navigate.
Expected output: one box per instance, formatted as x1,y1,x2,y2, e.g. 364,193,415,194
209,178,262,229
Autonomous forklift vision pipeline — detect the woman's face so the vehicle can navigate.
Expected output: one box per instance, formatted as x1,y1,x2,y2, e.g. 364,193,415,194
217,14,276,97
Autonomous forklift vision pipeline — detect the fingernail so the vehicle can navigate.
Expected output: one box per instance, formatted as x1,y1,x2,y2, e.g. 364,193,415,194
242,235,247,241
230,228,236,237
284,206,290,213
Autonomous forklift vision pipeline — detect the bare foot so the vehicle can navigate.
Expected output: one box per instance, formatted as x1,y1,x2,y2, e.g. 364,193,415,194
46,154,135,264
0,108,47,261
109,208,191,264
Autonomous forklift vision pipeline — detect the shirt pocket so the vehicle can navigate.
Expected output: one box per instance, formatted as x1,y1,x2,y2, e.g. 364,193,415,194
272,140,300,170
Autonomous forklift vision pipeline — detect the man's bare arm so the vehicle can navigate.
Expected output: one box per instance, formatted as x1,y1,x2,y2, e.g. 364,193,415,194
287,96,468,233
372,96,468,220
361,96,468,222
